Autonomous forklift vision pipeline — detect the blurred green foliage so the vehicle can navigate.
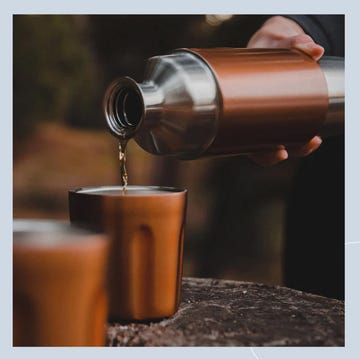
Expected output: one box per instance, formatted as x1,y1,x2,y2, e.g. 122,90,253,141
13,15,102,143
13,15,267,143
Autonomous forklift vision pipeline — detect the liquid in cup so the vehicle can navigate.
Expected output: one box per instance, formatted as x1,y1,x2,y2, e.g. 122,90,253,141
13,219,110,346
68,186,187,321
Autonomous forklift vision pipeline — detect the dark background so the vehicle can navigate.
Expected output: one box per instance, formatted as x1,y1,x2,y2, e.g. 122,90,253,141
13,15,305,285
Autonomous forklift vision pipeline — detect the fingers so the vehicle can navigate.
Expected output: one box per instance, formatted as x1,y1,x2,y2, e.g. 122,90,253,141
249,136,322,167
249,148,288,167
287,136,323,157
282,34,325,61
247,16,306,48
247,16,325,62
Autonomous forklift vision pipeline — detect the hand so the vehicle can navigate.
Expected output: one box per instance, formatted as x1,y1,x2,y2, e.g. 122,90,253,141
247,16,324,166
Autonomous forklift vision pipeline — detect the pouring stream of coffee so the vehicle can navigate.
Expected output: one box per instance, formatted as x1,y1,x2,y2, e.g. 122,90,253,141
118,138,128,195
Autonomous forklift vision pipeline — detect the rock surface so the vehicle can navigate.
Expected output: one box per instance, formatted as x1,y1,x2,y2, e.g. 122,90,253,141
107,277,344,346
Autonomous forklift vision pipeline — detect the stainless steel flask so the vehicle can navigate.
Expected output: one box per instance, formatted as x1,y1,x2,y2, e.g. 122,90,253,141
103,48,344,159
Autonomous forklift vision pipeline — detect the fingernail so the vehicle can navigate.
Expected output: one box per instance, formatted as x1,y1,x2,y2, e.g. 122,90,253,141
296,42,316,51
315,136,323,145
296,43,324,61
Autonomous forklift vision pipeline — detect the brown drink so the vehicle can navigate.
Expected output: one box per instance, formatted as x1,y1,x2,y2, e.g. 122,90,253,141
118,138,128,194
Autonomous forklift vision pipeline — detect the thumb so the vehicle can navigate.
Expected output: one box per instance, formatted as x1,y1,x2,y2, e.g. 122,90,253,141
278,34,325,61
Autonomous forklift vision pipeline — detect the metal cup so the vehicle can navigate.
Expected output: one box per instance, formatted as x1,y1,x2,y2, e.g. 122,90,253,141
68,186,187,321
13,219,110,346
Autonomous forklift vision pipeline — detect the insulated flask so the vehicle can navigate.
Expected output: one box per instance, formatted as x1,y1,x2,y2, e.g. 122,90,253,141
104,48,344,159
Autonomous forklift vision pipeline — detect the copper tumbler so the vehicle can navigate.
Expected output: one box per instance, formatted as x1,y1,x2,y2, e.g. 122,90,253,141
68,186,187,321
13,219,109,346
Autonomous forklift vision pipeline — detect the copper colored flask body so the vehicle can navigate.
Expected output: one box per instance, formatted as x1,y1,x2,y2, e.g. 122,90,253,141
104,48,344,159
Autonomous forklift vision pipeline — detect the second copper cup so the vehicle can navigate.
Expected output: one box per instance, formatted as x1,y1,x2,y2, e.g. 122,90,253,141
13,219,109,346
69,186,187,321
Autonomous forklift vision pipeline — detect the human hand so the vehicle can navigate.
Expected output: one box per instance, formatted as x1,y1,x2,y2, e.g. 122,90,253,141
247,16,324,166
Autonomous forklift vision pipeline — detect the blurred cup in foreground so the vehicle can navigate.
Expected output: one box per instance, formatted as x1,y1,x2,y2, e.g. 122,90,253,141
68,186,187,321
13,219,109,346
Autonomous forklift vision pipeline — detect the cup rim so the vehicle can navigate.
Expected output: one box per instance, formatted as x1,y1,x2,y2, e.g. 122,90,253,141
69,185,187,196
13,219,105,247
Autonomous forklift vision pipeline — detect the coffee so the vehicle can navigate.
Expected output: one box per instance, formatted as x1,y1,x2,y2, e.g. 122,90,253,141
76,186,180,196
118,138,128,194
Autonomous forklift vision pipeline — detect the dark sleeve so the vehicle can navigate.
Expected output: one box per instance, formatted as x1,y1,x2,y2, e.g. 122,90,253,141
284,15,344,57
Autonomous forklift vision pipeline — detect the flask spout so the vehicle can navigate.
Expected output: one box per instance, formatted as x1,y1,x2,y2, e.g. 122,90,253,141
104,77,145,139
103,51,219,158
104,77,165,139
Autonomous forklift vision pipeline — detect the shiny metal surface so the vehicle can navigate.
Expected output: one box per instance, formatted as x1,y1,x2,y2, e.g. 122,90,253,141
104,48,344,159
104,52,219,158
319,56,345,136
13,219,98,242
74,185,186,195
13,219,109,346
69,186,187,321
189,48,330,156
